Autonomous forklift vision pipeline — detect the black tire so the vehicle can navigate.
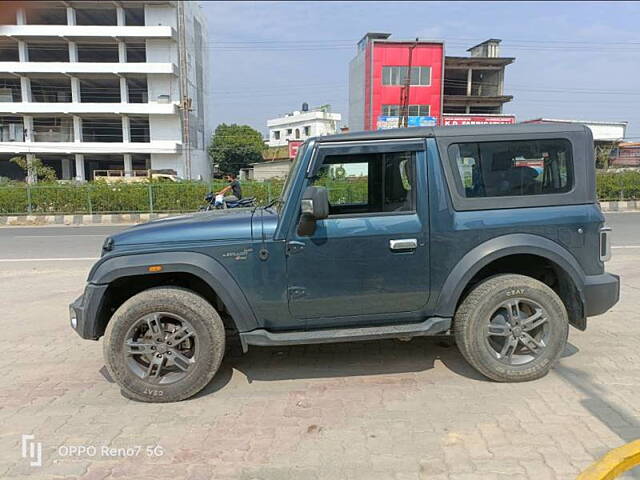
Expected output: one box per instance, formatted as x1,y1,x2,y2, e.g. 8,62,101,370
103,287,225,402
454,274,568,382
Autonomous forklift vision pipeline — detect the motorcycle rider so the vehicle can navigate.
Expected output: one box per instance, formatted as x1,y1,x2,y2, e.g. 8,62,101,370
214,173,242,208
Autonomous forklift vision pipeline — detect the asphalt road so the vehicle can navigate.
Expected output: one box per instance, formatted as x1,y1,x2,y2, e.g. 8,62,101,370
0,212,638,261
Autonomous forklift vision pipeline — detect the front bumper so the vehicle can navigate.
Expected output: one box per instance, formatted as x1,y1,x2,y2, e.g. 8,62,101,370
69,284,109,340
584,272,620,317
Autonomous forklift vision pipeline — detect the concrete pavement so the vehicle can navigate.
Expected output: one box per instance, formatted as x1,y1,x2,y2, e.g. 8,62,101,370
0,215,639,479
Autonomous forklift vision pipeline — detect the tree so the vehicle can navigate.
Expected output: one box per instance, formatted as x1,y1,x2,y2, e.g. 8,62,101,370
208,124,265,174
10,155,57,183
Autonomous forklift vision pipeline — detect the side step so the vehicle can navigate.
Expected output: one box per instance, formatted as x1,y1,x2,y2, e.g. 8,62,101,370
239,317,451,352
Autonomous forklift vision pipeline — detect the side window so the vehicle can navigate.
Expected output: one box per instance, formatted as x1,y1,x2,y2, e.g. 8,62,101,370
448,139,573,198
310,151,416,216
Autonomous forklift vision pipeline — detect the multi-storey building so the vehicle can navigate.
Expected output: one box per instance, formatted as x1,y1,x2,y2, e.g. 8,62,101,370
0,1,209,182
267,103,341,148
349,33,515,131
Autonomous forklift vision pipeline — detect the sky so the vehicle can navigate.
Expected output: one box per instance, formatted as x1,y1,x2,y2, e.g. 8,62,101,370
202,1,640,139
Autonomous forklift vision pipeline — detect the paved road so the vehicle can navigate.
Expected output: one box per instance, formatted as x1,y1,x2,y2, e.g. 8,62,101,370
0,212,637,261
0,215,639,479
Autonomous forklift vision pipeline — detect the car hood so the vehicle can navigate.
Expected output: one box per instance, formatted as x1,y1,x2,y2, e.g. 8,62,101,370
110,210,255,247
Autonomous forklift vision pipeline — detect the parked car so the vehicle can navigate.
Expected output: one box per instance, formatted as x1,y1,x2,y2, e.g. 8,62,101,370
70,124,619,402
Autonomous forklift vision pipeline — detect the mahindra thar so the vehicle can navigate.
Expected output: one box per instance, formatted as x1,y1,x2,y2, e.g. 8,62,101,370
70,124,620,402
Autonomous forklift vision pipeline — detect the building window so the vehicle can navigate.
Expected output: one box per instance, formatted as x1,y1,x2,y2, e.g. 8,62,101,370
304,126,311,136
286,129,292,135
295,129,300,139
381,105,430,116
274,130,281,140
382,66,431,86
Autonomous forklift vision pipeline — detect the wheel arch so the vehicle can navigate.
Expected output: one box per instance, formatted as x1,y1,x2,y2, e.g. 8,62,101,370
89,251,258,338
435,234,587,327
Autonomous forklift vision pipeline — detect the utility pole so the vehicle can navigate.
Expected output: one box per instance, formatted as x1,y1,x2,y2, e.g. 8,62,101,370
177,1,192,179
399,38,419,128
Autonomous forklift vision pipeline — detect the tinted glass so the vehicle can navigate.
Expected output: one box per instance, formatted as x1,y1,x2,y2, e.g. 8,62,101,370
448,139,573,198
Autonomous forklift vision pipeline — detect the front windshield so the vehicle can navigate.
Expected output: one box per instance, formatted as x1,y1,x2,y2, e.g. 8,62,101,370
276,142,307,212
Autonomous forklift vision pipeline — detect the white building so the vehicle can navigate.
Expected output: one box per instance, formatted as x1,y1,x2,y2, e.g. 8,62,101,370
267,103,341,147
523,118,628,144
0,0,209,182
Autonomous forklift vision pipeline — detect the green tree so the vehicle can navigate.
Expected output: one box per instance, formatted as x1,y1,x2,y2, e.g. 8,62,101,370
208,123,265,174
10,155,57,183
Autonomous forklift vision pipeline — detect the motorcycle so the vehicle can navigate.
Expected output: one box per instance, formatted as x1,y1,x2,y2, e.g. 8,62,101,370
200,192,256,211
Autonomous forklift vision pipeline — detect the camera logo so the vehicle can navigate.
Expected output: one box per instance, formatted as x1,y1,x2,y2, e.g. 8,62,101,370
21,434,42,467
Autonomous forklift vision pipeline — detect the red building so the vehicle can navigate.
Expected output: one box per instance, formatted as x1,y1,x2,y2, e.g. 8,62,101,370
349,33,515,131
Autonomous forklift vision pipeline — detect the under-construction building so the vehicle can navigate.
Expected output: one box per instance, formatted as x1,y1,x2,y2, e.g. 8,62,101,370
0,1,209,181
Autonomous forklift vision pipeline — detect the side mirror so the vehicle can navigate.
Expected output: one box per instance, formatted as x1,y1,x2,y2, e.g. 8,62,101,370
297,186,329,236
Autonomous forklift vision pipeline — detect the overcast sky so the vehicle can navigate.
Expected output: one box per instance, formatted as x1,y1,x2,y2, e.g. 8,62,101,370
202,1,640,139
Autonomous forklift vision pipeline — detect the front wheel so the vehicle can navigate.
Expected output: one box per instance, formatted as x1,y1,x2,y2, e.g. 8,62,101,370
454,274,569,382
103,287,225,402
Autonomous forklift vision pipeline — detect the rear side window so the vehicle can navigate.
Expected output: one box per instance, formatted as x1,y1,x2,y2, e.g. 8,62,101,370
448,139,573,198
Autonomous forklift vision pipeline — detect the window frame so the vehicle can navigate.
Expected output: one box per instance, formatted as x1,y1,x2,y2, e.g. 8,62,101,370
307,139,424,219
381,66,432,87
436,132,592,211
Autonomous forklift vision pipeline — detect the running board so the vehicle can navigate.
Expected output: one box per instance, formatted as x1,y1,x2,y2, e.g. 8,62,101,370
239,317,451,352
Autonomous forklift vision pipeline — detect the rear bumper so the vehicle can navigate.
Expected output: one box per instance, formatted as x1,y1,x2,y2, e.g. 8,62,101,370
69,284,108,340
584,272,620,317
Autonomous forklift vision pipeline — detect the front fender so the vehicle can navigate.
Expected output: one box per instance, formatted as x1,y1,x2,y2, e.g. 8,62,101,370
434,233,586,317
89,251,259,332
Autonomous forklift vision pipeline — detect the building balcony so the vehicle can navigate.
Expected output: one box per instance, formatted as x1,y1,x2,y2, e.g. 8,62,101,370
0,102,177,115
0,140,181,155
0,62,177,75
0,25,176,40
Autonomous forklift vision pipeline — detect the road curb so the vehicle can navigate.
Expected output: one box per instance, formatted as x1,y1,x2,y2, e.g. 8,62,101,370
0,213,179,226
600,201,640,212
577,439,640,480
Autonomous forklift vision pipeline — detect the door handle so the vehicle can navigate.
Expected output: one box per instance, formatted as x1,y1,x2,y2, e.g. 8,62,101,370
286,240,305,256
389,238,418,251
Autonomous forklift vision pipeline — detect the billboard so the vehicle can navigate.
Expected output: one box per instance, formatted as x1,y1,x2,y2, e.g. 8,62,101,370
442,115,516,126
288,140,303,159
377,116,437,130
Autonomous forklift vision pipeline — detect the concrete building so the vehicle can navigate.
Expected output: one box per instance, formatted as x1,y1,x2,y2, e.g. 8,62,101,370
349,33,515,131
522,118,628,145
267,103,341,147
0,0,209,182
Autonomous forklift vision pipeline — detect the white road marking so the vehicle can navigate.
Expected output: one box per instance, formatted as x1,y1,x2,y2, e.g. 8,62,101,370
612,245,640,249
0,257,99,262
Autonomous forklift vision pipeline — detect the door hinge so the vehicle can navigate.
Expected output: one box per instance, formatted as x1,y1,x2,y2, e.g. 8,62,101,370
288,286,306,299
286,240,305,256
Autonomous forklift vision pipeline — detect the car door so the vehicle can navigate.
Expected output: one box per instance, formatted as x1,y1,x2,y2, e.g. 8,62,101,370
285,140,430,327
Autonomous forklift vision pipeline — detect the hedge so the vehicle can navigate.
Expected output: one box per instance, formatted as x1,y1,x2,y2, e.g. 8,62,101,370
0,171,639,215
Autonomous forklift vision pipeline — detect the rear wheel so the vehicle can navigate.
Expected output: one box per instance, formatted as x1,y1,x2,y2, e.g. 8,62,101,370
103,287,225,402
454,274,568,382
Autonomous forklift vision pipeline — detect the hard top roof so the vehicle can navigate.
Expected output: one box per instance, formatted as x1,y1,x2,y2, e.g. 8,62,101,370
316,123,590,143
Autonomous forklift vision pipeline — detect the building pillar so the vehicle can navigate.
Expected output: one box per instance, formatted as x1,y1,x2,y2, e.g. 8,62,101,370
23,116,33,142
116,6,126,26
466,68,473,97
61,158,72,180
122,115,131,142
465,105,471,114
75,154,85,181
70,77,80,102
73,116,82,143
18,40,28,62
20,76,31,103
119,76,128,103
68,41,78,62
123,154,133,176
66,7,76,25
16,8,26,25
118,41,127,63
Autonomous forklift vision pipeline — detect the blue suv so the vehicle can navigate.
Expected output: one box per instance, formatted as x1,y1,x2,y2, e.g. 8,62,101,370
70,124,619,402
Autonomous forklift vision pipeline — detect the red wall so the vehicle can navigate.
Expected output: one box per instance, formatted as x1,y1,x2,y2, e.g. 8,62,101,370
368,42,444,130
